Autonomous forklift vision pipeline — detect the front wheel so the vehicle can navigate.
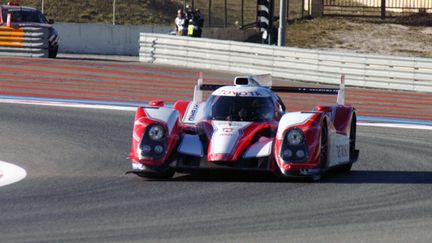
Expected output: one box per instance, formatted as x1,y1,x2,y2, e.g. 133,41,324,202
310,122,329,182
319,122,329,172
48,45,58,58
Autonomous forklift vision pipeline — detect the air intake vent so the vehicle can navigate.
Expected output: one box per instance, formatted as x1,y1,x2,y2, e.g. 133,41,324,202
235,77,249,85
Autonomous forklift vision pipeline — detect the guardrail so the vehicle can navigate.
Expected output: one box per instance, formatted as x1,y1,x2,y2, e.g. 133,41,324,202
0,26,49,58
139,33,432,93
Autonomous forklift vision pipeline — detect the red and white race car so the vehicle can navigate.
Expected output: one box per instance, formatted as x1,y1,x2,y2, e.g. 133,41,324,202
128,74,359,181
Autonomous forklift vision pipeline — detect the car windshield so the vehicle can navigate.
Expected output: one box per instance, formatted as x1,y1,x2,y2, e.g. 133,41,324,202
206,95,275,122
1,9,47,23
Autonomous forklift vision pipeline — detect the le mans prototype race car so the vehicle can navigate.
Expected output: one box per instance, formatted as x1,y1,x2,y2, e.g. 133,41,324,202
128,74,359,181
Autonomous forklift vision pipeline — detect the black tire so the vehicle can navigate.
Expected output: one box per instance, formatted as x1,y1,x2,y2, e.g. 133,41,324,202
337,115,356,173
311,121,329,181
320,121,329,171
349,114,357,163
48,45,58,58
136,168,175,179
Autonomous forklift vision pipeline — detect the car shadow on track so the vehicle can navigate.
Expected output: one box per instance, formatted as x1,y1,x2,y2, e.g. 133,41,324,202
138,170,432,184
151,171,315,183
322,170,432,184
171,171,288,183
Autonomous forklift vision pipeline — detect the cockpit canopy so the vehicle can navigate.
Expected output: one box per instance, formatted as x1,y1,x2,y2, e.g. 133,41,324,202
205,95,275,122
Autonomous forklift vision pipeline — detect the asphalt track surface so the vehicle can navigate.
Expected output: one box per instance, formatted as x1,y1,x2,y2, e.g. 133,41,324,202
1,102,432,243
0,57,432,242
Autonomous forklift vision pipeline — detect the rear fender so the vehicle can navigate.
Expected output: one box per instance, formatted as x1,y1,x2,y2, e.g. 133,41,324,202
316,105,355,135
333,106,355,134
173,100,191,120
181,101,206,125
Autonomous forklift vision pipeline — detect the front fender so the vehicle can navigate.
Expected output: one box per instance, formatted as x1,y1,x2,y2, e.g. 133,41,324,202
274,112,328,175
129,106,182,167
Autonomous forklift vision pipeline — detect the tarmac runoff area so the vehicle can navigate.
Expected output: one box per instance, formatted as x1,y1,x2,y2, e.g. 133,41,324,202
0,101,432,242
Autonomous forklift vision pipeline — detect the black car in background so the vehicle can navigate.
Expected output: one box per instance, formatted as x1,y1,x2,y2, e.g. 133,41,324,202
0,4,59,58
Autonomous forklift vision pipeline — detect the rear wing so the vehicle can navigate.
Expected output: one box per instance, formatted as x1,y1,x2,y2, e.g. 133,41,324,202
193,73,346,106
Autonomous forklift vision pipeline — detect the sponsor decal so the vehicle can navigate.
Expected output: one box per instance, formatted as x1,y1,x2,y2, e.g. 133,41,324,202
222,128,234,133
210,121,250,156
218,128,235,136
299,168,320,175
218,90,263,97
336,144,349,158
188,104,200,121
132,162,146,171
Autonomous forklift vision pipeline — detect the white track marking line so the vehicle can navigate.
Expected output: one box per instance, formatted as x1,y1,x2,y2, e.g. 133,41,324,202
0,98,136,111
1,98,432,130
0,161,27,187
358,122,432,131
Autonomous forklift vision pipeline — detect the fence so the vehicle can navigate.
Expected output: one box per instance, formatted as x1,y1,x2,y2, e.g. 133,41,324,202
180,0,311,28
139,33,432,93
0,26,49,57
324,0,432,18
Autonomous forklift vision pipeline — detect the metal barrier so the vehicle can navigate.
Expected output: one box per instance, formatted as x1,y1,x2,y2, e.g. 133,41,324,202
0,26,49,58
324,0,432,18
139,33,432,93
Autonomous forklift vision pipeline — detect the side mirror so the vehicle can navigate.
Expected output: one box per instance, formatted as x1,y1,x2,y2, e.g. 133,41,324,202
48,19,54,24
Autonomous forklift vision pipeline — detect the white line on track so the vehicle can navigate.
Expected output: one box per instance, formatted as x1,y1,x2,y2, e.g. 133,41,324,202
0,161,27,187
1,98,432,131
0,98,136,111
358,122,432,130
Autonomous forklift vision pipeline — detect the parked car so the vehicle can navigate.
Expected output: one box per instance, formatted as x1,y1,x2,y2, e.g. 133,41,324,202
0,2,59,58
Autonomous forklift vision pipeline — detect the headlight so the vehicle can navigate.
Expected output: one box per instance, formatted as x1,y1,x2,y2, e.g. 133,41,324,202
148,125,165,141
141,145,151,153
282,149,293,159
154,145,164,154
296,150,305,158
286,129,304,145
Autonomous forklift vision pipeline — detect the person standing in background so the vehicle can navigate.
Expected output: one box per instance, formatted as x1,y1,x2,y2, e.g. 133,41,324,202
185,5,193,21
194,9,204,38
175,9,187,36
187,10,196,37
187,9,204,38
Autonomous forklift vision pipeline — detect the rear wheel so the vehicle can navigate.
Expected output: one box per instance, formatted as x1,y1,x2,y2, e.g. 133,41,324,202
349,114,357,162
320,122,328,171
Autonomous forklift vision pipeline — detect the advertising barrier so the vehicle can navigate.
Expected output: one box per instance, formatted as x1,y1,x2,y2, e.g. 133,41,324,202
0,26,49,58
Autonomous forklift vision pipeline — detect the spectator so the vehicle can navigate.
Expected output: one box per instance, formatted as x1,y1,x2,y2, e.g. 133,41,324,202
187,12,196,37
187,9,204,38
194,9,204,38
185,5,193,21
175,9,187,36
